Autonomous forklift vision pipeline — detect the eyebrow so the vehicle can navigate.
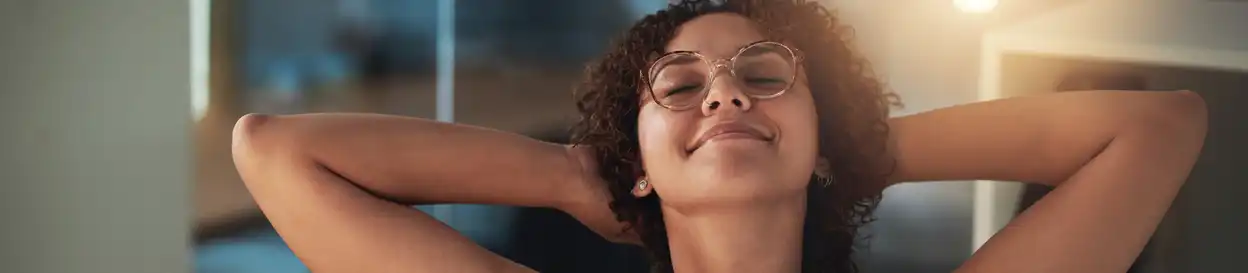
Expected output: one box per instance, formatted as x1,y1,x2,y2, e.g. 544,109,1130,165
657,55,702,66
659,40,769,59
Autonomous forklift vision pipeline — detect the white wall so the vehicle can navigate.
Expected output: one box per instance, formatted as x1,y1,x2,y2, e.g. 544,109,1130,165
0,1,192,273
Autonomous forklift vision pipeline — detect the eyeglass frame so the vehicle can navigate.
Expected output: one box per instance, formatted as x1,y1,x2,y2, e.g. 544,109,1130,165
642,40,804,111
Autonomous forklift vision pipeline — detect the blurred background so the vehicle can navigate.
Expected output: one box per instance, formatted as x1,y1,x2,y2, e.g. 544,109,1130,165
2,0,1246,272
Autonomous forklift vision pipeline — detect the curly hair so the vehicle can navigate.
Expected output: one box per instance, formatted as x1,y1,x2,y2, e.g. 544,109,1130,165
569,0,900,272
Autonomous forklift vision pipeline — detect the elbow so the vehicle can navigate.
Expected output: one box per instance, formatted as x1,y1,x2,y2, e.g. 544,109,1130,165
231,114,270,189
1111,91,1209,173
1172,90,1208,128
231,114,304,169
232,113,273,157
1140,91,1208,137
232,113,319,190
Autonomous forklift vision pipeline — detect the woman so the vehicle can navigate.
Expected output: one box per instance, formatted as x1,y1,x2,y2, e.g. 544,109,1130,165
231,0,1208,272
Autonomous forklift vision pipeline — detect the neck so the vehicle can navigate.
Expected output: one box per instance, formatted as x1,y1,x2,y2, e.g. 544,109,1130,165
662,194,807,273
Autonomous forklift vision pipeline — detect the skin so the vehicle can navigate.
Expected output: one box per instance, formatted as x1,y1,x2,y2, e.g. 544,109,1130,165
232,13,1208,273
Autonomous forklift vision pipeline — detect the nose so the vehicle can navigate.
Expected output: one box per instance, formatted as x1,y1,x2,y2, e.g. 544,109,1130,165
700,77,753,115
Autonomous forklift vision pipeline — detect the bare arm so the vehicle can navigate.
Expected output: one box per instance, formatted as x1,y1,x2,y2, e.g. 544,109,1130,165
887,90,1205,185
231,113,608,272
245,113,587,207
886,90,1207,272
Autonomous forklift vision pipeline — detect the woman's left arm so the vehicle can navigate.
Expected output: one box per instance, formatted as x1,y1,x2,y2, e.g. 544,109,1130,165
887,90,1205,186
886,90,1207,272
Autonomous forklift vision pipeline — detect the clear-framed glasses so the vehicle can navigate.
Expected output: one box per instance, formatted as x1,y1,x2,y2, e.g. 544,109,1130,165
645,41,801,111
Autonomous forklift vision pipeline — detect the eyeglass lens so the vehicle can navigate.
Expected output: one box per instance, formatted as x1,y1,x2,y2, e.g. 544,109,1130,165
647,42,797,109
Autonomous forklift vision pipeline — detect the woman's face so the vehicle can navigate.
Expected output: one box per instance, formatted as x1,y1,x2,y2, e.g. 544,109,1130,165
636,13,820,207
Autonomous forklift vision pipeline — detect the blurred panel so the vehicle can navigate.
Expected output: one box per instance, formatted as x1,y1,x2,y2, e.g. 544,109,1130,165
1002,54,1248,273
0,1,192,273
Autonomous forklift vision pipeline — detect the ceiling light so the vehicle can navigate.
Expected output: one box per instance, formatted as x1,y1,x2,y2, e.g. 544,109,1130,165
954,0,998,13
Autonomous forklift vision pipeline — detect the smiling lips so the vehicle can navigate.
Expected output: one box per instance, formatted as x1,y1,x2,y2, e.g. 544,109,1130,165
689,121,773,152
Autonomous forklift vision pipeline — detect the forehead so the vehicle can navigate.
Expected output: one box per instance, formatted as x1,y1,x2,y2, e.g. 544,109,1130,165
665,13,767,59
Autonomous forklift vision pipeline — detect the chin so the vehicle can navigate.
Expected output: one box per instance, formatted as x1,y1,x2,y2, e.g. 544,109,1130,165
688,151,771,179
688,141,776,167
684,165,807,201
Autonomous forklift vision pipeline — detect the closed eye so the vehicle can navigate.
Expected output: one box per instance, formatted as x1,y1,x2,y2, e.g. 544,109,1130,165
745,77,785,84
665,85,702,97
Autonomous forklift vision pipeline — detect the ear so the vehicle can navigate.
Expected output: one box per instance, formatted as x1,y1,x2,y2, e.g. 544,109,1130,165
814,156,833,178
633,176,654,198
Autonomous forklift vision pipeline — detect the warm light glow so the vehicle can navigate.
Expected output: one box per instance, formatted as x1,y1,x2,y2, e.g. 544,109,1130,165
954,0,998,13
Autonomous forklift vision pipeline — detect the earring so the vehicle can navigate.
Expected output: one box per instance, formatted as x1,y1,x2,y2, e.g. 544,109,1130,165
637,178,649,191
815,157,835,187
817,174,836,187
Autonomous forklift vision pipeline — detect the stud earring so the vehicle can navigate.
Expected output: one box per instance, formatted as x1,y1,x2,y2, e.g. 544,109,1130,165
815,157,835,187
637,178,649,191
818,174,836,187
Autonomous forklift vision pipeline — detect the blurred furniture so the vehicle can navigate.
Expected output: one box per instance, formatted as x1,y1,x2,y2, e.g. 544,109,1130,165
197,0,640,234
976,1,1248,272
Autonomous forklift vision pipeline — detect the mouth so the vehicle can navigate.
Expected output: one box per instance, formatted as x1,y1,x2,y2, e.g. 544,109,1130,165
688,121,774,153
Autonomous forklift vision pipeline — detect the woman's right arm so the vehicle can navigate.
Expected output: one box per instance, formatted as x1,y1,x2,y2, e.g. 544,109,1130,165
231,113,623,272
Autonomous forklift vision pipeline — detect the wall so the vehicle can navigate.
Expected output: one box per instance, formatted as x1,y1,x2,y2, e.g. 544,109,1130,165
999,0,1248,54
0,1,192,273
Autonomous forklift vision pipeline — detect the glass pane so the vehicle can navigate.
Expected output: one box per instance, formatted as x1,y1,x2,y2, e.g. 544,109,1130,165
453,0,661,133
234,0,439,117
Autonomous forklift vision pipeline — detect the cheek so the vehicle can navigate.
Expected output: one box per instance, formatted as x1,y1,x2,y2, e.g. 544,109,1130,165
769,87,821,167
774,88,819,141
636,106,691,163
